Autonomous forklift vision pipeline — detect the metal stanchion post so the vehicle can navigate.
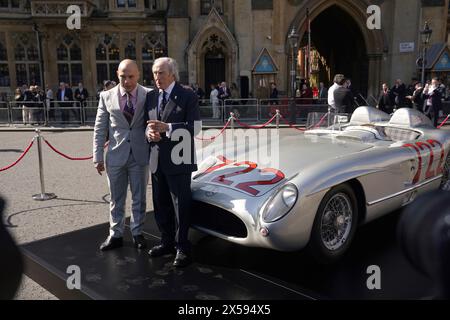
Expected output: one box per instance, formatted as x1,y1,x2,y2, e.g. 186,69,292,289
276,109,280,129
327,105,332,128
230,112,235,135
32,129,57,201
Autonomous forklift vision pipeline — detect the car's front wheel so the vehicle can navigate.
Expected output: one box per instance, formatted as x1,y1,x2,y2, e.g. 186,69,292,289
308,183,358,264
440,154,450,191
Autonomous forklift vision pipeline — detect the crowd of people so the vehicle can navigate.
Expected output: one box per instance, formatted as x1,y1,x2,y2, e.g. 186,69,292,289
11,82,92,125
4,73,450,127
376,77,448,127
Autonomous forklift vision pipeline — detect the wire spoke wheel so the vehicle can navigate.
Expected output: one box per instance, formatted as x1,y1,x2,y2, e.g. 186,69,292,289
440,155,450,191
320,192,353,251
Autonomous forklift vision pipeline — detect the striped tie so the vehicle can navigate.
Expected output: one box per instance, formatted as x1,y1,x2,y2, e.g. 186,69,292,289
159,91,167,120
123,92,134,124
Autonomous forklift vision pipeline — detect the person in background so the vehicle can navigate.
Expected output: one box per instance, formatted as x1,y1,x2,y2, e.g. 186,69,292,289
75,82,89,123
46,85,55,123
192,83,205,101
334,77,354,114
56,82,73,124
406,82,424,112
319,82,328,100
391,79,406,109
328,74,345,112
422,77,443,127
210,83,220,119
377,83,394,114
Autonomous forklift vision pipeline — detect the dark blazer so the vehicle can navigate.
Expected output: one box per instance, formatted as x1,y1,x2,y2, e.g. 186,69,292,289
411,88,424,111
74,88,89,101
56,88,73,102
145,82,200,175
334,87,354,113
378,90,394,113
319,87,328,99
422,87,442,114
218,86,230,100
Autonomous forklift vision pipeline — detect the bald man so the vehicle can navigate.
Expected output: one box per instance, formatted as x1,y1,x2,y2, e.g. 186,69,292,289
93,59,151,251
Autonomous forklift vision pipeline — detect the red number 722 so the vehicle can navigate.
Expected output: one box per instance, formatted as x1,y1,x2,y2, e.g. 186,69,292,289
403,139,445,184
205,156,285,196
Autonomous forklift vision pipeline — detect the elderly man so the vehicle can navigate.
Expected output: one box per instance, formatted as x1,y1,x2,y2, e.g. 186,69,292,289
145,57,200,268
93,59,151,251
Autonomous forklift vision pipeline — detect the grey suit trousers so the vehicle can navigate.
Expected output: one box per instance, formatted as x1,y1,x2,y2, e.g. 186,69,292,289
106,152,149,237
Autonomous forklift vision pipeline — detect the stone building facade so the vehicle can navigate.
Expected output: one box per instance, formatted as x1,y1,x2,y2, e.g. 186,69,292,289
0,0,449,99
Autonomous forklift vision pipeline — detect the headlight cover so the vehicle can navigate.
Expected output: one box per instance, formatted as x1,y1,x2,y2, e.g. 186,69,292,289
262,184,298,223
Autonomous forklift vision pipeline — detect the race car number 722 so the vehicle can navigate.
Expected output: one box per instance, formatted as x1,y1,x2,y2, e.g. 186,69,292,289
204,156,285,196
403,139,445,184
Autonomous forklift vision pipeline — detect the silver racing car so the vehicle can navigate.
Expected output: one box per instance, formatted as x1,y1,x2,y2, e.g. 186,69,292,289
191,107,450,263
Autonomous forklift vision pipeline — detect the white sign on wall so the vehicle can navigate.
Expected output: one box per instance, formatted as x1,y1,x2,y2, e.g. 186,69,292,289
399,42,415,53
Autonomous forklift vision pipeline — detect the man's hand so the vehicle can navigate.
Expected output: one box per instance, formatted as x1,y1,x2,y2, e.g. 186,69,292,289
147,129,162,143
147,120,169,133
95,162,105,176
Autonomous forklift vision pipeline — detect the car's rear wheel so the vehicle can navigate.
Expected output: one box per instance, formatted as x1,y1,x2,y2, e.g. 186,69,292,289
440,154,450,191
308,183,358,264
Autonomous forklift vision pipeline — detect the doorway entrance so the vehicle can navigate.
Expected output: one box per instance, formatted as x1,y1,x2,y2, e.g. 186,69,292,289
205,49,225,95
301,5,369,97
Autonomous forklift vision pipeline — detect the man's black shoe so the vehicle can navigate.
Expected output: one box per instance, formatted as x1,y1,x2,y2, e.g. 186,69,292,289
133,235,147,249
148,244,176,257
99,236,123,251
173,250,192,268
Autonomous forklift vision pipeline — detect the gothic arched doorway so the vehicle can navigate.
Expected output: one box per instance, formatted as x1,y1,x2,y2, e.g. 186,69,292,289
204,43,226,95
288,0,385,99
308,5,368,96
187,8,239,96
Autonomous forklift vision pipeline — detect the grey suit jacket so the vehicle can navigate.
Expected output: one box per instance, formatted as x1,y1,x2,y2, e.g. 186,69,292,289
93,84,151,167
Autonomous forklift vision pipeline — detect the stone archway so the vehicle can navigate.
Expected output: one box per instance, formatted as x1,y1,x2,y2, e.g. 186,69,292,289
287,0,385,99
187,8,238,92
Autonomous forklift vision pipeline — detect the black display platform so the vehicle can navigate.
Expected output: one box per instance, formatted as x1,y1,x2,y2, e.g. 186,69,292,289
21,211,434,300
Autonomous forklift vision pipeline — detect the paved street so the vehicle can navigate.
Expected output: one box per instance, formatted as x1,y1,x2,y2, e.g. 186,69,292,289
1,124,449,299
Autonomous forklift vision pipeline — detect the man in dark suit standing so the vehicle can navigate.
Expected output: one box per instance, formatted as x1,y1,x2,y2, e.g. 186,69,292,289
145,57,200,268
422,78,443,127
406,82,424,112
56,82,73,123
318,82,328,101
377,83,394,114
333,77,354,114
75,82,89,124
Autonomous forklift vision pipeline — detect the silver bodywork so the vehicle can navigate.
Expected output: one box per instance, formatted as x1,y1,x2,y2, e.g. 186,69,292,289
191,107,450,252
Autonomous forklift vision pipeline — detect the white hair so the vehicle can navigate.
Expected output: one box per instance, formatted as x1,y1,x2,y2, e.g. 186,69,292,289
153,57,179,81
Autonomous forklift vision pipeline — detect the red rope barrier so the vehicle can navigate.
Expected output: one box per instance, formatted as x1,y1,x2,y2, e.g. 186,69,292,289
279,116,307,132
234,114,278,129
0,139,35,172
43,138,93,161
196,119,232,141
307,113,329,129
438,115,449,129
279,113,329,132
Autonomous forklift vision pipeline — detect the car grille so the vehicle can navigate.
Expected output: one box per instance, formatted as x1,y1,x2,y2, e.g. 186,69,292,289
191,201,248,238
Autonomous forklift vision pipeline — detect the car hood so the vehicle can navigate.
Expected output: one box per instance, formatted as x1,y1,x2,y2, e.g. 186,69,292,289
193,133,373,197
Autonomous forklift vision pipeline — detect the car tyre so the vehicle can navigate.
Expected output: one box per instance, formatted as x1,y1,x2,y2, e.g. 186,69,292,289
307,183,358,264
440,154,450,191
